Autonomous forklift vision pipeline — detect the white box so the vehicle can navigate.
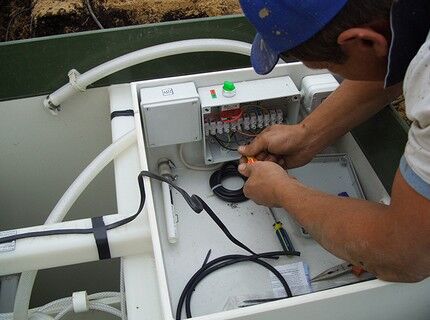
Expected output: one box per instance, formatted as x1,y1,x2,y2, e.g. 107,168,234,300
140,82,202,147
301,74,339,113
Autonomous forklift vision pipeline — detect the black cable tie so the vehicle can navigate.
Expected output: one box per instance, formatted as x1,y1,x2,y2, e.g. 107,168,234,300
110,109,134,120
91,216,111,260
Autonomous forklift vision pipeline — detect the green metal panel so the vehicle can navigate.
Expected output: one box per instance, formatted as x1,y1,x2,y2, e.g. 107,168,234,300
0,15,407,192
0,15,255,101
352,107,408,193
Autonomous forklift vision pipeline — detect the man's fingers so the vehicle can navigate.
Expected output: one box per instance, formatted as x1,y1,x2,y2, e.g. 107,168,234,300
238,163,252,177
265,154,278,163
238,134,266,156
239,156,248,164
256,152,268,161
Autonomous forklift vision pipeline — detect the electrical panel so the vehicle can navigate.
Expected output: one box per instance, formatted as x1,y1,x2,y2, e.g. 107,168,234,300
198,76,301,164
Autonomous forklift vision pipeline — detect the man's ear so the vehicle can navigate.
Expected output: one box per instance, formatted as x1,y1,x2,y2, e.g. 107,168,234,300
337,28,389,58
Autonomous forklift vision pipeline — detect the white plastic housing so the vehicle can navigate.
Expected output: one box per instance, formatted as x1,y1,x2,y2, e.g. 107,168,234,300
301,74,339,113
141,82,202,148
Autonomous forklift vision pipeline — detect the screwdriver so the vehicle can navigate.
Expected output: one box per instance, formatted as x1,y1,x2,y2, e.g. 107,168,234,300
268,208,296,254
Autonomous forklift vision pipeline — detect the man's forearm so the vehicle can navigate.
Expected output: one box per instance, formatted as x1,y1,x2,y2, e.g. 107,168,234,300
278,174,420,282
302,80,402,153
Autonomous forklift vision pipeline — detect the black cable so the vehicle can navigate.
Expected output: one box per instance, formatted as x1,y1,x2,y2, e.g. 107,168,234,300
0,171,254,257
0,170,300,319
176,250,300,319
213,135,238,151
0,171,147,244
110,109,134,120
209,162,248,203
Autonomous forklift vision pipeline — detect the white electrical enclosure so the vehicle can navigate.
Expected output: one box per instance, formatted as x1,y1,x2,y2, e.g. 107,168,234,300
109,63,430,320
198,76,300,164
301,74,340,113
141,82,202,147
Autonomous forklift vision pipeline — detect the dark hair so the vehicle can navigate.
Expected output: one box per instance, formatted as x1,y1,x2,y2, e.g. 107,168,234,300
283,0,393,63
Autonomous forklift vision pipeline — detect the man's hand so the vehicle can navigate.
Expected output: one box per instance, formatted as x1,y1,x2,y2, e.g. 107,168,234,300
238,161,298,207
238,124,316,169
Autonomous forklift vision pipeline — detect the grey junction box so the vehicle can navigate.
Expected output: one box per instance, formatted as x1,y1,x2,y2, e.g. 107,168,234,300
140,82,202,147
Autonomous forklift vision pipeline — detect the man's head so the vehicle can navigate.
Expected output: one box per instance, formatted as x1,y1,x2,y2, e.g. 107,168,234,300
240,0,393,81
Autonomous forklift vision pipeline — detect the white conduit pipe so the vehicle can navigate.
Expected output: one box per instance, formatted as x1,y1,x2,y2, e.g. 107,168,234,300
43,39,251,113
13,130,137,320
46,130,136,224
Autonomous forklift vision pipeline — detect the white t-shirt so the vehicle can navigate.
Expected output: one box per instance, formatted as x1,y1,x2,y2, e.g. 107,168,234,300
402,31,430,199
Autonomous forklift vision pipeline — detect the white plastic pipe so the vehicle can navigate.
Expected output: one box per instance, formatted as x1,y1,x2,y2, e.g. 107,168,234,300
161,181,177,244
44,39,251,113
0,214,150,276
47,130,136,224
12,130,137,320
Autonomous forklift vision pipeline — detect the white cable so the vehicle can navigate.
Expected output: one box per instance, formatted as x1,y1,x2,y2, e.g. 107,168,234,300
28,312,54,320
43,39,251,113
88,302,122,318
120,259,127,320
38,297,72,313
88,292,121,300
13,130,137,320
1,292,122,320
52,306,72,320
179,144,222,171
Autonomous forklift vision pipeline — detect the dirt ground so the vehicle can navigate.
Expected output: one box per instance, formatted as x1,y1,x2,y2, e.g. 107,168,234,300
0,0,242,41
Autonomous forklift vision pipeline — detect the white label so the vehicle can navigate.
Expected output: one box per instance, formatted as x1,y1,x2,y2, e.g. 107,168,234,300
162,88,174,96
0,230,17,253
270,262,312,297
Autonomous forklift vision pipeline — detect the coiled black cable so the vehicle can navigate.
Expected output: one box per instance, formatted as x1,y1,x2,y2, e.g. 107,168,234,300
176,250,300,319
209,162,248,203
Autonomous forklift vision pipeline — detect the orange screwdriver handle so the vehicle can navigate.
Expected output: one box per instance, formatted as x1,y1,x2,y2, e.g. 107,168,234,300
247,156,257,164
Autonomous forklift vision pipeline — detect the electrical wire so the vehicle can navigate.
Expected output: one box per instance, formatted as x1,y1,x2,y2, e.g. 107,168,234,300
236,129,258,137
176,250,299,319
0,171,300,319
0,172,255,256
221,109,244,123
85,0,104,29
213,135,239,151
120,259,127,320
209,162,248,203
178,144,222,171
0,292,122,320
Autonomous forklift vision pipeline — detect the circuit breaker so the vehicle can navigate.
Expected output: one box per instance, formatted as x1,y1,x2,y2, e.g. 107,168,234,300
198,76,301,164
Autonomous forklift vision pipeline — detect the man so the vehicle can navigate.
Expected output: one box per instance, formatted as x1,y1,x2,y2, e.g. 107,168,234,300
237,0,430,282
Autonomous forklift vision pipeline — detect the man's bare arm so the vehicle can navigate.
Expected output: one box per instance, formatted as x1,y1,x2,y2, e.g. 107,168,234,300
239,79,402,168
302,79,403,154
279,170,430,282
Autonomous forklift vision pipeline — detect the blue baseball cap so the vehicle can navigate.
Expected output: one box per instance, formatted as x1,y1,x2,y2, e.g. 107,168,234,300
239,0,349,75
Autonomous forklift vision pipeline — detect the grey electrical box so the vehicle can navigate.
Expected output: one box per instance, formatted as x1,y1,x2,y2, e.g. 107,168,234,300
140,82,202,148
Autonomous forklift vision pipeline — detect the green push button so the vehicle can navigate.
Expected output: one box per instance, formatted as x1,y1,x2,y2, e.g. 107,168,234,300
222,81,236,97
223,81,236,92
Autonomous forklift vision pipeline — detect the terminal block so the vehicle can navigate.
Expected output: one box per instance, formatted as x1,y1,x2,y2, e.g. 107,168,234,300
198,76,301,164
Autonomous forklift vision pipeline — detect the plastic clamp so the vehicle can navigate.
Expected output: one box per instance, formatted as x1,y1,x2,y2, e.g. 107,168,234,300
68,69,87,92
72,291,89,313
